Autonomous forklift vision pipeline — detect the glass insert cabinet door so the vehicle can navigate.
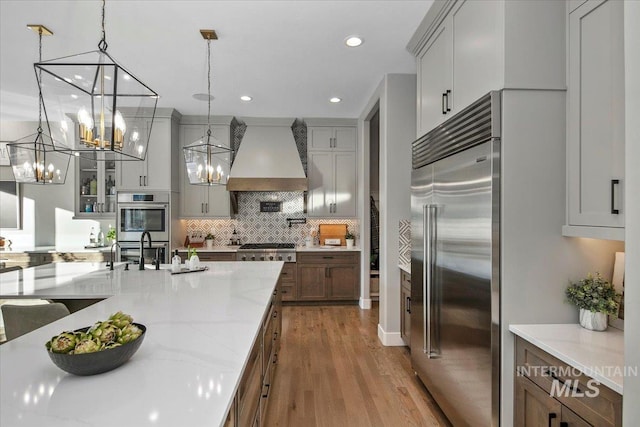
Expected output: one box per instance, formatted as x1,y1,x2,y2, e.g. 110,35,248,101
75,151,116,218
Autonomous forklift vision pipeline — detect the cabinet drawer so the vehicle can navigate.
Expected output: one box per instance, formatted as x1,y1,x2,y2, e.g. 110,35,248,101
401,270,411,291
515,337,621,427
297,252,359,265
280,284,295,301
198,252,236,262
279,262,297,280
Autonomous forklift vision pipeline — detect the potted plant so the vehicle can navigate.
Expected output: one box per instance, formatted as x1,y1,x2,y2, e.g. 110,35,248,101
187,246,200,270
345,230,355,249
566,272,621,331
106,225,116,245
204,232,215,249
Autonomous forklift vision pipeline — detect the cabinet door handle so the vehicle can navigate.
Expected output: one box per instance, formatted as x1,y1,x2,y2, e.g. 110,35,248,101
205,203,209,213
407,296,411,314
262,383,270,398
611,179,620,214
442,92,447,115
322,256,334,259
144,175,147,186
446,89,451,112
139,176,142,186
201,203,204,213
560,423,568,427
548,413,557,427
101,203,105,213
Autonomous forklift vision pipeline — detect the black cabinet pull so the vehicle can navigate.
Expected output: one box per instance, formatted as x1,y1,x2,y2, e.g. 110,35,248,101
262,383,270,398
560,423,568,427
442,92,447,115
548,413,557,427
406,296,411,314
323,256,334,259
611,179,620,214
446,89,451,112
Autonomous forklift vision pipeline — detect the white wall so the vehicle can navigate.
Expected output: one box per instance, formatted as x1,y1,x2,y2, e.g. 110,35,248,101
0,121,108,248
358,74,416,346
623,0,640,424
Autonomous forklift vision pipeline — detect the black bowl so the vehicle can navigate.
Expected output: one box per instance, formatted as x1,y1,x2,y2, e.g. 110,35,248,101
46,323,146,376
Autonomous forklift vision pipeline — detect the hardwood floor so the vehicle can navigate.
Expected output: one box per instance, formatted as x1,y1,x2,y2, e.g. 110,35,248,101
263,304,451,427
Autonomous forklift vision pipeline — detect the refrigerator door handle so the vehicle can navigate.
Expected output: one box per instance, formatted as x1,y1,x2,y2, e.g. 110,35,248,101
423,203,440,359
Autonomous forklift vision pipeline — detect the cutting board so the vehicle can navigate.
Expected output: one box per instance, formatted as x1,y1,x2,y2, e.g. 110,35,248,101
318,224,347,246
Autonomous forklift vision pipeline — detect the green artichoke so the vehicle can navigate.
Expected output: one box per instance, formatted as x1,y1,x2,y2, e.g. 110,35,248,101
73,338,102,354
117,323,142,345
103,342,122,349
88,320,120,344
46,332,78,354
109,311,133,329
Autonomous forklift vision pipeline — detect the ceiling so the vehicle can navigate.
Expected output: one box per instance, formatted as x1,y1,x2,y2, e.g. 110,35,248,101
0,0,432,121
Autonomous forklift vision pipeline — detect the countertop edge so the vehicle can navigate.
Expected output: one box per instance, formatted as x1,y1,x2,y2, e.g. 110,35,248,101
509,324,624,394
399,264,410,274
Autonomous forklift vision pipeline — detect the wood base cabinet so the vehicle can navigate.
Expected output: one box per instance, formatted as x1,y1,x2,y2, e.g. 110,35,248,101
515,337,622,427
295,252,360,302
226,272,282,426
400,270,411,346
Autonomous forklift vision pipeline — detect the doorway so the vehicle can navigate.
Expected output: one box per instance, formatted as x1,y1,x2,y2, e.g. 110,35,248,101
369,109,380,301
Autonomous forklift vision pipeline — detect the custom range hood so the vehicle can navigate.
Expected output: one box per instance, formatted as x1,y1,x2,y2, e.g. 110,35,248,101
227,120,308,192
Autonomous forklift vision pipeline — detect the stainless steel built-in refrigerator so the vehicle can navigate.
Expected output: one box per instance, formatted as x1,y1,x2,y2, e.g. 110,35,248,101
411,91,500,426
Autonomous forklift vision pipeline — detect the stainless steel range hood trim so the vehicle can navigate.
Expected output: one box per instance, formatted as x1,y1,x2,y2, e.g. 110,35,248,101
227,177,308,192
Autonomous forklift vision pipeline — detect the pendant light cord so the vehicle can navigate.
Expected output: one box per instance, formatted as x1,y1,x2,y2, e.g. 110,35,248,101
206,37,212,139
98,0,108,52
37,27,43,134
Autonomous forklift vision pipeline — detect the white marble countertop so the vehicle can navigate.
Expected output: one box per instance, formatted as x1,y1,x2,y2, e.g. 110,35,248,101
174,245,362,253
399,263,410,274
0,245,111,254
296,245,361,252
174,246,240,253
0,261,283,427
509,324,624,394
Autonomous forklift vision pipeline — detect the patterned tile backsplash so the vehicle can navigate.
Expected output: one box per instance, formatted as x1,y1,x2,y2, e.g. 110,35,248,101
183,192,358,246
399,219,411,266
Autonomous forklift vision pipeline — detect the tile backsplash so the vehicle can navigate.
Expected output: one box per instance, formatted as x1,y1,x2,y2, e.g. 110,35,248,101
399,219,411,266
184,192,358,246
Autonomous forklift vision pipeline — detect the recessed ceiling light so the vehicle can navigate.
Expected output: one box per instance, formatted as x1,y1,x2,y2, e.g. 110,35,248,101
193,93,214,101
240,95,252,102
345,36,363,47
329,97,342,103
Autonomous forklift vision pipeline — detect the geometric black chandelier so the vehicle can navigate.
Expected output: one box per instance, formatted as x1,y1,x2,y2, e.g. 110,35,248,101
7,24,70,184
183,29,233,186
35,0,158,161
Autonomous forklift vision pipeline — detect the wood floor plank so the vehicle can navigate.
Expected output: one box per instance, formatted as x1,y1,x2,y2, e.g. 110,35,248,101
263,304,451,426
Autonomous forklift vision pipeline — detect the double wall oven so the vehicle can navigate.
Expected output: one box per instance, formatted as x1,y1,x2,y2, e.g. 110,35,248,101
117,192,170,265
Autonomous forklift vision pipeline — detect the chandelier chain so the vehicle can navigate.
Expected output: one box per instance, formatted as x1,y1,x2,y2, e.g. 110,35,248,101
98,0,108,51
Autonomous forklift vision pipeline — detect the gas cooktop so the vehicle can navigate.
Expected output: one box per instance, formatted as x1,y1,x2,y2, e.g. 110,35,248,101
238,243,295,250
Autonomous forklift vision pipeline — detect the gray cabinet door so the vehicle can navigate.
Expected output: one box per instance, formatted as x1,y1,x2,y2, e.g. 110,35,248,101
307,151,333,217
333,152,356,217
567,0,624,229
180,124,208,217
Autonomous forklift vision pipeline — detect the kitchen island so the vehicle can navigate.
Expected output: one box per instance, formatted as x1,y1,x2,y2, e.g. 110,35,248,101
0,261,284,427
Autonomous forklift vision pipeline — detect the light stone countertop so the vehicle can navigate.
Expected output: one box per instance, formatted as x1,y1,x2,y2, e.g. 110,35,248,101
0,261,283,427
174,246,240,253
509,323,624,394
296,245,361,252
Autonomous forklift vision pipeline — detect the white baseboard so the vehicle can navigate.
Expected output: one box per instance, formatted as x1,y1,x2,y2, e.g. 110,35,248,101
377,323,406,346
359,298,372,309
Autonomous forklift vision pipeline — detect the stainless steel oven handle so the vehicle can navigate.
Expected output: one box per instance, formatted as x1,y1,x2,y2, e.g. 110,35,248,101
118,204,169,210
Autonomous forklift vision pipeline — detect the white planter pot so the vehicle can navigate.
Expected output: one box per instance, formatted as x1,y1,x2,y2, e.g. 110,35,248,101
205,239,214,249
579,308,608,331
346,239,354,249
189,255,200,270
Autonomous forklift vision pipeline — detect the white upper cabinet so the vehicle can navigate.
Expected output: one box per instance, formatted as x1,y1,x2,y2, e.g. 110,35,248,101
179,122,231,218
116,109,179,191
306,122,357,218
308,126,356,151
564,0,624,240
410,0,565,137
307,151,357,218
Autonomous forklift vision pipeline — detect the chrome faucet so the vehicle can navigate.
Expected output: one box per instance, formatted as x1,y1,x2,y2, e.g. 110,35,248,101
109,241,121,271
139,231,152,270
